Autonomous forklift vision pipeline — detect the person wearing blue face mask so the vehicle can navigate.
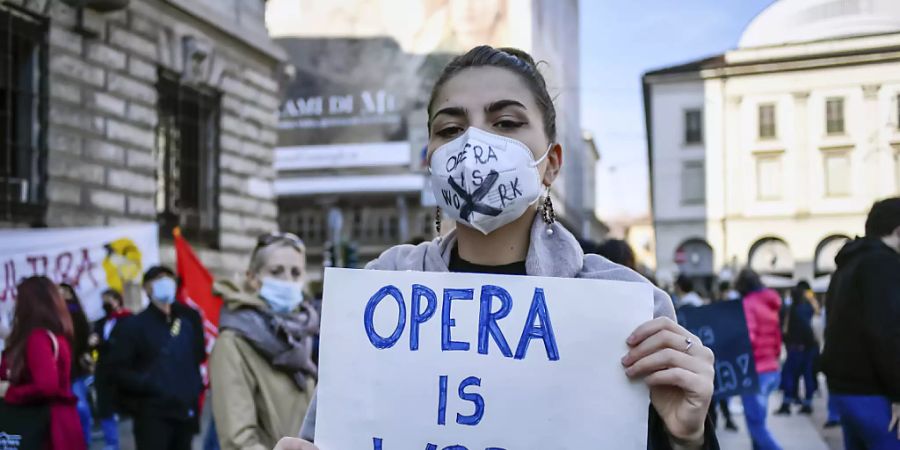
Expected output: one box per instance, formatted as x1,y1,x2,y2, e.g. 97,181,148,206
104,266,205,450
209,232,318,450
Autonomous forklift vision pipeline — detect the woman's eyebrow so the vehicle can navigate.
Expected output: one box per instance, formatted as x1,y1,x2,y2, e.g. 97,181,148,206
485,99,527,114
432,106,467,121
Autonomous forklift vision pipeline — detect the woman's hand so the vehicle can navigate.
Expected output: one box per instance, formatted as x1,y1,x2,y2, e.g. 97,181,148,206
622,317,715,445
274,438,319,450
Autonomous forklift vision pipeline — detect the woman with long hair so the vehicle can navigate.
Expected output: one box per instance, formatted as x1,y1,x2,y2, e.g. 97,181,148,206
59,282,93,447
776,280,820,416
0,277,86,450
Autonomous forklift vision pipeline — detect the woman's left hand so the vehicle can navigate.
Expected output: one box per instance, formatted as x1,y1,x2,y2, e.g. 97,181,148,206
622,317,715,444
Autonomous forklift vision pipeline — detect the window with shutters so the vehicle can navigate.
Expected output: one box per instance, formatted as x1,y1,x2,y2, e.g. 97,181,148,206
756,155,783,200
758,103,776,139
826,97,845,135
684,109,702,144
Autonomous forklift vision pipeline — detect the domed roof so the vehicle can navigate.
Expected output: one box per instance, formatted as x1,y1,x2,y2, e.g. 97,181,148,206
739,0,900,48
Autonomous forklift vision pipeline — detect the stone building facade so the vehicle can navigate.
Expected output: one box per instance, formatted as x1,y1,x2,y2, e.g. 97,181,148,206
1,0,285,277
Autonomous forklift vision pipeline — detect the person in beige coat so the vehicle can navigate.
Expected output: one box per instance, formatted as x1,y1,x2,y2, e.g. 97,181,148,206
210,232,318,450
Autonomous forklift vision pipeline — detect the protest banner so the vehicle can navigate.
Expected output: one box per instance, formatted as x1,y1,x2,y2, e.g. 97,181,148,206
315,268,654,450
676,301,759,398
0,224,160,325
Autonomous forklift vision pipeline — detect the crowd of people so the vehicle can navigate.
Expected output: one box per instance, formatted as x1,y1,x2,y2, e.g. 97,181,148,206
648,197,900,450
0,45,898,450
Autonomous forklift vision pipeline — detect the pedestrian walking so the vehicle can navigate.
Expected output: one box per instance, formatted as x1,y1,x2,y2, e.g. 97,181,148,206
281,45,720,450
209,232,317,450
91,288,132,450
59,282,94,448
776,280,820,416
821,197,900,450
0,277,86,450
105,266,205,450
736,268,784,450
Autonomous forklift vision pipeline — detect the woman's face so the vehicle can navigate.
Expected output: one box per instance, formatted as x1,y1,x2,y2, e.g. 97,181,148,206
59,286,73,302
428,66,562,186
249,245,305,290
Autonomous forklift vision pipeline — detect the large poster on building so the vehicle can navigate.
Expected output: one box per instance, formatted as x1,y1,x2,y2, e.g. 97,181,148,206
0,224,160,324
276,37,453,147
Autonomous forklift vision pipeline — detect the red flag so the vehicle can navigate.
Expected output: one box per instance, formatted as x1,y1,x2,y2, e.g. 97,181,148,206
174,227,222,344
173,227,222,409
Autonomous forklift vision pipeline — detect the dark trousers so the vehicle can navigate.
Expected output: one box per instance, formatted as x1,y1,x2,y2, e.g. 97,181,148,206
133,416,194,450
782,346,818,406
709,397,735,426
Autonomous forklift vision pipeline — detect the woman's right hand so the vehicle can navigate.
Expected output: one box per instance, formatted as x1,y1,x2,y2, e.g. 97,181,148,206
274,438,319,450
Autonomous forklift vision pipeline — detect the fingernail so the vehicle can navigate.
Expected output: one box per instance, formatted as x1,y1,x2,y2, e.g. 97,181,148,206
626,334,635,345
621,355,629,366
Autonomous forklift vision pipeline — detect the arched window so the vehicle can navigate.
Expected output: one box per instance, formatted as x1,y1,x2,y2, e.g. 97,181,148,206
814,235,850,277
749,237,794,278
674,239,714,277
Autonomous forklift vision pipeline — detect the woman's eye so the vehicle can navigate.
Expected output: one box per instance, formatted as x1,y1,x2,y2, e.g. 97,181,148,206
270,267,284,276
435,126,463,138
495,120,525,130
291,268,302,279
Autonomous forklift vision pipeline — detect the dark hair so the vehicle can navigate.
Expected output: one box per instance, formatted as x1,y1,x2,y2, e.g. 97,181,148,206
789,279,812,320
865,197,900,238
101,288,124,307
675,275,694,294
143,265,176,286
5,277,74,383
427,45,557,142
59,283,80,304
717,280,731,294
596,239,636,270
734,268,764,296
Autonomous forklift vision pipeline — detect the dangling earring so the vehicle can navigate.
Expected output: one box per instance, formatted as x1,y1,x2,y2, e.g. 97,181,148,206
541,185,556,236
435,206,442,241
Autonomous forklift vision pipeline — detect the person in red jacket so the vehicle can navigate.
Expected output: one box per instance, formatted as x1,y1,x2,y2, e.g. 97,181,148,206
0,276,86,450
736,268,784,450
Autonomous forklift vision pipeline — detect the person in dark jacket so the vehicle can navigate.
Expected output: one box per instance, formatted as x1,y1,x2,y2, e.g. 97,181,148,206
821,197,900,450
105,266,205,450
91,288,133,450
59,282,93,448
776,280,820,416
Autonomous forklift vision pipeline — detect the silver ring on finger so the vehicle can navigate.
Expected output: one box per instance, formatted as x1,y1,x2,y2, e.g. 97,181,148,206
683,337,694,354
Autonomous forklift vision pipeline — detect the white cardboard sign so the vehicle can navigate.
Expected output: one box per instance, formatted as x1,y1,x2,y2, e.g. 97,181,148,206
316,268,653,449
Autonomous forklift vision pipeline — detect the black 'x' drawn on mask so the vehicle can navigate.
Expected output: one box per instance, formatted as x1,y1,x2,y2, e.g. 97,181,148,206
447,170,503,221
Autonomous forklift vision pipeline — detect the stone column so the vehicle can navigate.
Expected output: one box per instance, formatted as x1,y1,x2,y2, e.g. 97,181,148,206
792,91,810,215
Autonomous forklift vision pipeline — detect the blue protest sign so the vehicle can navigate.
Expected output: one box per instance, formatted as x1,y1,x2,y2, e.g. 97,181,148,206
677,301,759,398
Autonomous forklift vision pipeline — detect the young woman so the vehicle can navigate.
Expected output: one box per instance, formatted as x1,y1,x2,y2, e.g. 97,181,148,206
283,46,717,449
0,277,86,450
736,268,784,450
776,280,820,416
210,232,318,450
59,282,93,447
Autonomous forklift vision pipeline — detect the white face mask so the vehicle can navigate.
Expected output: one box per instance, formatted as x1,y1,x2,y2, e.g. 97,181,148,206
429,127,550,235
259,277,304,314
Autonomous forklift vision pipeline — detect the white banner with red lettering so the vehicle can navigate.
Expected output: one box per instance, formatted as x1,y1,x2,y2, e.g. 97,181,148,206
0,224,160,325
